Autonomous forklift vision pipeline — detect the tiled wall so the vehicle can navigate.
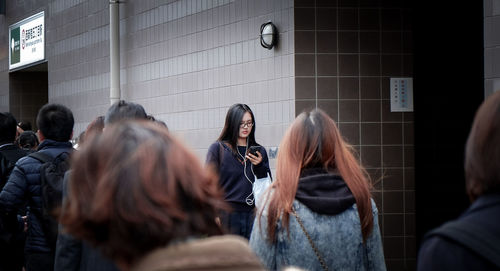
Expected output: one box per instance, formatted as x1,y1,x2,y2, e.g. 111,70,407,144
2,0,295,161
47,0,111,133
0,1,416,269
0,0,113,131
119,0,295,160
485,0,500,97
294,1,415,269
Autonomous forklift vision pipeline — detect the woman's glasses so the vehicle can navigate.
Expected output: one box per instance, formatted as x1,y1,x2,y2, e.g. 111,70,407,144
239,121,254,128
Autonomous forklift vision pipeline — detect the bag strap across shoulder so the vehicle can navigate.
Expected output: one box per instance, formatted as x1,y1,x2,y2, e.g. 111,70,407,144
28,152,53,164
291,208,328,271
427,219,500,268
29,151,70,164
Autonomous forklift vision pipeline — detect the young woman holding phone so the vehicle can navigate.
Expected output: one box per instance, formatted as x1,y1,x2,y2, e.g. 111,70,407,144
206,103,271,239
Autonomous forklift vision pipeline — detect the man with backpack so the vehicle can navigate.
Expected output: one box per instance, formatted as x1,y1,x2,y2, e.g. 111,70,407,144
0,104,74,271
0,112,30,271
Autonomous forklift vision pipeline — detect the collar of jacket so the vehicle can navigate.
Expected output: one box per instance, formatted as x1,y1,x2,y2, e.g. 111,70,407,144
463,193,500,217
295,167,356,215
0,143,17,150
37,139,73,151
131,235,265,271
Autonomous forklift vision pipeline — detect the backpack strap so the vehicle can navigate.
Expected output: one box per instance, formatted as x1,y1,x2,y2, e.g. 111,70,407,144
427,219,500,268
29,152,54,164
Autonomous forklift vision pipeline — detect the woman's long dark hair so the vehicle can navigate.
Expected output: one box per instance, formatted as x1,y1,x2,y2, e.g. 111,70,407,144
218,103,259,151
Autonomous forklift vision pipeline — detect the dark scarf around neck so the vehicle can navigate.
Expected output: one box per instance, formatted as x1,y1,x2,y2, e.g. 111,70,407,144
295,168,356,215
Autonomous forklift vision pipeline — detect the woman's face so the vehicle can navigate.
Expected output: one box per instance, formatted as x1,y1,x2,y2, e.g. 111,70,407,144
238,112,253,140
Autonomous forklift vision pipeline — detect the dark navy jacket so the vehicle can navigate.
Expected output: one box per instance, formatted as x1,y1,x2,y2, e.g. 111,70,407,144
0,139,73,254
417,194,500,271
206,142,270,212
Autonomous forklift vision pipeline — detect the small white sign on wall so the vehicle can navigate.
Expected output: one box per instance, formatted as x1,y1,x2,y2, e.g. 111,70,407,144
390,78,413,112
268,147,278,159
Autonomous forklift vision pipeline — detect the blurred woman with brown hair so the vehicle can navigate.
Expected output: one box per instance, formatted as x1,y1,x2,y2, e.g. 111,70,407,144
250,109,386,270
59,121,264,271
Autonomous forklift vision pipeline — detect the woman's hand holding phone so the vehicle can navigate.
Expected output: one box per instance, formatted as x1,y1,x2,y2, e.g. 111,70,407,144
246,146,262,165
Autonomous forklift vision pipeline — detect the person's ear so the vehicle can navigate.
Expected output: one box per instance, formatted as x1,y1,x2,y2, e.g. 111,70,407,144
37,130,45,142
16,126,23,138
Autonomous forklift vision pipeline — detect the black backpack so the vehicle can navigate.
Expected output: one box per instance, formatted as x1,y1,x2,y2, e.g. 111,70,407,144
29,151,70,249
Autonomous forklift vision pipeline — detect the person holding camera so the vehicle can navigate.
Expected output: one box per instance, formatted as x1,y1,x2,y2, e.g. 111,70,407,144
206,103,271,239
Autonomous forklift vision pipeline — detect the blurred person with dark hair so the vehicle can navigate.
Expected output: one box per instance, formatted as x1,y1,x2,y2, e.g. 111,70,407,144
17,121,32,132
17,130,39,152
104,100,147,125
0,113,29,187
16,121,32,140
54,114,114,271
84,116,104,140
147,114,168,130
0,112,29,271
0,104,74,271
55,106,146,271
418,91,500,270
250,109,386,270
73,116,105,150
59,121,264,270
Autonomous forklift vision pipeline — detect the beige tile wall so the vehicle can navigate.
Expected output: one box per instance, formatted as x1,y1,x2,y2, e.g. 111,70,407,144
47,0,111,133
119,0,295,161
17,0,297,163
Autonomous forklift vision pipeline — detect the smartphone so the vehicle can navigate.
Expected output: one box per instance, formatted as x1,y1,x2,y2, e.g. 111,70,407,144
248,146,261,156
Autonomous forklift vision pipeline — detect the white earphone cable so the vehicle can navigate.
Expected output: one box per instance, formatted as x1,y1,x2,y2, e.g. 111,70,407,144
237,138,255,206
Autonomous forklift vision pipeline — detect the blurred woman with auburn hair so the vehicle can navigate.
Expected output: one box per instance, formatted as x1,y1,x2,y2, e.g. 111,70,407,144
250,109,386,270
59,121,264,271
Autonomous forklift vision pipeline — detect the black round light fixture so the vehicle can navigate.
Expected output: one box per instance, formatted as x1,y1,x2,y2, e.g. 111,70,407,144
260,22,278,49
